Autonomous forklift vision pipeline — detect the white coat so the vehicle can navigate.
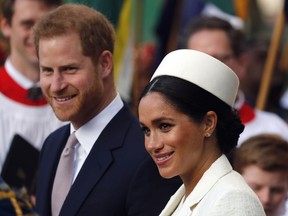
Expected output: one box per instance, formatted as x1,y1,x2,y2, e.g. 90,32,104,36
160,155,265,216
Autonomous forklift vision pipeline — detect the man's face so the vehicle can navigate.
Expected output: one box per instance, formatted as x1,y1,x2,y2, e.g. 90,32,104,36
242,164,288,216
186,29,246,81
39,33,107,129
1,0,56,65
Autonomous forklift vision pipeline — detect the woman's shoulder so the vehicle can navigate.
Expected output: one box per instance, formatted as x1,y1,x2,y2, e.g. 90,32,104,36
203,170,265,215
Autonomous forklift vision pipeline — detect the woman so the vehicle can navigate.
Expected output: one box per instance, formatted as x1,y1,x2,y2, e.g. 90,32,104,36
138,49,265,215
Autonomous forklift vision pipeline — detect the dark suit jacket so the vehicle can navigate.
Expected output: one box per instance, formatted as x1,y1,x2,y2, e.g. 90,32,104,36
36,105,181,216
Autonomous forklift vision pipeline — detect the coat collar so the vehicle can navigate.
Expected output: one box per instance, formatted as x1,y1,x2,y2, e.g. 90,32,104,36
0,65,47,106
160,155,232,216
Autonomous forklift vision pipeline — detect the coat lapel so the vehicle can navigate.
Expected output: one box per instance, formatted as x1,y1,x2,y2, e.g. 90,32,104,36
160,185,185,216
60,106,134,215
60,141,113,215
37,125,70,216
160,155,232,216
185,155,232,208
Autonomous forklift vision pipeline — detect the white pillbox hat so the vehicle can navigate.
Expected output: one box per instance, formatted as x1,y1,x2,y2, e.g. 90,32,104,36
151,49,239,107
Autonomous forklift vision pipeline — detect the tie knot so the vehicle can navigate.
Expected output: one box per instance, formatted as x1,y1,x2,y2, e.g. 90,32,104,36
63,133,78,156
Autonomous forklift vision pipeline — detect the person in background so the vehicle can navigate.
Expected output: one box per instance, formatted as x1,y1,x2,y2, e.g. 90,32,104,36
0,0,64,183
0,36,7,65
34,4,181,216
0,176,37,216
234,134,288,216
182,16,288,145
138,49,265,215
242,41,285,112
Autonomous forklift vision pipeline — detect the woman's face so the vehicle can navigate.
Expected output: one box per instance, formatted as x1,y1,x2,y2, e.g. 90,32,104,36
138,92,212,182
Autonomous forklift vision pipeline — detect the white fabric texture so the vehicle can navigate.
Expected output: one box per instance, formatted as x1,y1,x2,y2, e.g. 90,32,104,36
0,93,64,171
235,91,288,145
0,60,65,171
160,155,265,216
239,109,288,145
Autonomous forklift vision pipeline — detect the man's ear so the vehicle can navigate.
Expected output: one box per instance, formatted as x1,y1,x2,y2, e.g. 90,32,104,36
98,50,113,79
204,111,217,136
1,17,11,38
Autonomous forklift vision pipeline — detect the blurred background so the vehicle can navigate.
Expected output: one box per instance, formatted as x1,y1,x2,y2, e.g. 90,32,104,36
1,0,287,118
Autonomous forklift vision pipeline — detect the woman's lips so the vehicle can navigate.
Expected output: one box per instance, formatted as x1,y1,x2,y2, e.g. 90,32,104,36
153,151,174,165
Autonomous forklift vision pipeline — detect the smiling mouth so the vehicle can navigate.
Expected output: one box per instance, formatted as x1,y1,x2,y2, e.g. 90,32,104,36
53,94,76,102
54,96,73,102
157,155,170,161
155,152,174,162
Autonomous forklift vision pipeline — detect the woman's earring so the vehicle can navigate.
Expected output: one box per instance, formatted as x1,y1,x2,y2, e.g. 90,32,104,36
205,133,211,138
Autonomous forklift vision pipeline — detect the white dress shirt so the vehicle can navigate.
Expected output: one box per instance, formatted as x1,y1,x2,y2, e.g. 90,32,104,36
70,94,124,181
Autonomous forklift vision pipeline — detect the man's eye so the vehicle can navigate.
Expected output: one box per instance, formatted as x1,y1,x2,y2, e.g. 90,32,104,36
22,21,34,30
41,68,52,73
271,187,285,194
64,67,77,72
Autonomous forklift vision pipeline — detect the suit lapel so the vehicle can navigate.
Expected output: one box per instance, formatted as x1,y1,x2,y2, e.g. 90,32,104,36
60,138,113,215
60,105,134,215
38,125,70,215
46,126,70,187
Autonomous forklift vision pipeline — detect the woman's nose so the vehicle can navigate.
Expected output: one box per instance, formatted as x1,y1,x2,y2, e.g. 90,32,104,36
145,134,164,152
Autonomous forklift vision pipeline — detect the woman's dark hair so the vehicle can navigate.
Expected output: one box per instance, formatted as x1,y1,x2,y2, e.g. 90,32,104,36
140,75,244,154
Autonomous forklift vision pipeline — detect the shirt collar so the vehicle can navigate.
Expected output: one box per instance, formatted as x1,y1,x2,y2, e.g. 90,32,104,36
5,58,40,89
70,94,123,155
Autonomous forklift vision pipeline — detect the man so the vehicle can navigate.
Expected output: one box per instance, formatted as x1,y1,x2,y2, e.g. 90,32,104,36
34,4,181,216
182,16,288,145
0,0,64,180
234,134,288,216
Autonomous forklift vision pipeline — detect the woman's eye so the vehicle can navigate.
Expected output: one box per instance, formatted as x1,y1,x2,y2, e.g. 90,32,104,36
160,123,171,131
140,126,150,136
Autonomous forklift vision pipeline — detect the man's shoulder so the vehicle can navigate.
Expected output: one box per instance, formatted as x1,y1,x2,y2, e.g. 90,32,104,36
239,109,288,144
254,109,288,126
44,124,70,143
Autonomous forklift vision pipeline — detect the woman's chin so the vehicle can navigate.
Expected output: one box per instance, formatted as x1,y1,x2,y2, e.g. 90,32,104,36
158,169,176,179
